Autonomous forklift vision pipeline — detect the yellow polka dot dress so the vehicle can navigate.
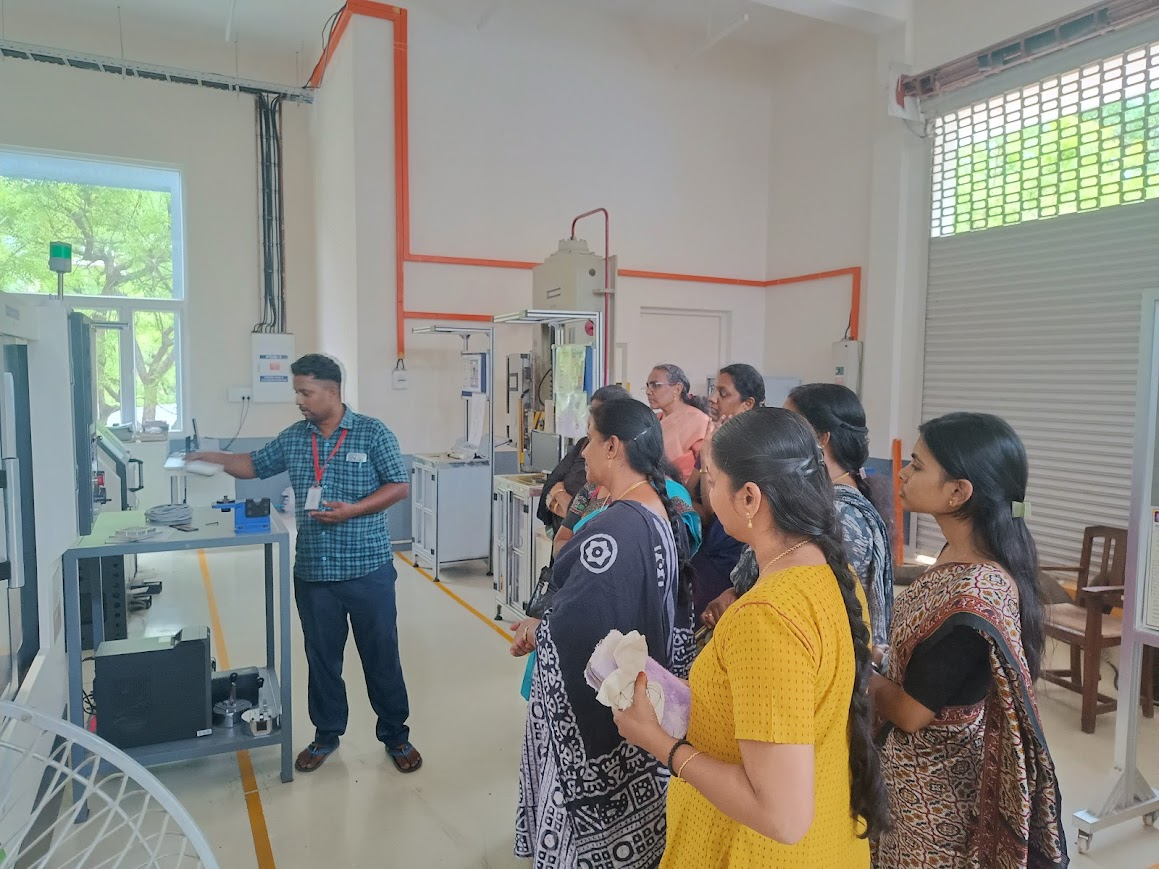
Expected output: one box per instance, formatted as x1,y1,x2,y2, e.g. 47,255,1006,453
661,565,871,868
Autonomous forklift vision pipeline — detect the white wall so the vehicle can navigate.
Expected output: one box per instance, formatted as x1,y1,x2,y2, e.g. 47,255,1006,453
312,2,778,451
764,27,877,388
311,28,360,408
0,12,316,443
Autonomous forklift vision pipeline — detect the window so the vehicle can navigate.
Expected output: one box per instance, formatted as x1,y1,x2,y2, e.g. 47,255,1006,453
931,40,1159,238
0,151,185,427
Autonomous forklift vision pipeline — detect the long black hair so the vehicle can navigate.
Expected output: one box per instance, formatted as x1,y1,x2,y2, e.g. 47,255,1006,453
654,363,712,415
788,383,892,536
590,398,693,602
718,363,766,407
711,407,889,839
920,412,1045,679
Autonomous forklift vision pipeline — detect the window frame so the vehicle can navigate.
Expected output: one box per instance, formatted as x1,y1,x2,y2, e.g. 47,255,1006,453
0,148,187,431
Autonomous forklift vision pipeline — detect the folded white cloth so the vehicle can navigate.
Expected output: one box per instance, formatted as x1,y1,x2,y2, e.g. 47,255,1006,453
585,629,691,740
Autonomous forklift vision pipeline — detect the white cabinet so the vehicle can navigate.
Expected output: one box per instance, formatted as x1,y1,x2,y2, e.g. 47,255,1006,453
493,473,551,621
409,454,491,579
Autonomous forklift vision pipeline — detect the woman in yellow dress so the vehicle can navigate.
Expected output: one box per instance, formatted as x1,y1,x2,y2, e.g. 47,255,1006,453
614,407,888,868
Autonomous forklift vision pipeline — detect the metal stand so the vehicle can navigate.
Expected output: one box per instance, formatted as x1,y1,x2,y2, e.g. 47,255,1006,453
62,509,294,816
1073,639,1159,853
1074,289,1159,852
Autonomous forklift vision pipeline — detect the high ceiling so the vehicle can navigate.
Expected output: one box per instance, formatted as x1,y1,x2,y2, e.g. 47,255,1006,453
1,0,903,62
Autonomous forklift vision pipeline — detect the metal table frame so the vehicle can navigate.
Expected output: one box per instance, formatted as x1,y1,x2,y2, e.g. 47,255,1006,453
61,508,294,800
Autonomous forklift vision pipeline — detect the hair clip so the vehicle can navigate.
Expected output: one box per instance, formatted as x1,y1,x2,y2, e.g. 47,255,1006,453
1012,501,1032,519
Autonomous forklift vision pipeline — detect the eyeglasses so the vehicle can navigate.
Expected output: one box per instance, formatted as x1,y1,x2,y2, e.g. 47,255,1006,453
644,381,673,392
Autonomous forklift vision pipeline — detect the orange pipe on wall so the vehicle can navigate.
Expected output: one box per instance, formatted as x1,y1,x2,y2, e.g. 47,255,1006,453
349,0,399,20
849,268,862,341
392,6,409,367
311,2,864,357
617,267,766,288
891,438,905,564
403,311,494,322
407,253,538,270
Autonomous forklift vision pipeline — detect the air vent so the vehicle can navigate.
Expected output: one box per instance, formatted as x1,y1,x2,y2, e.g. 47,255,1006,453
903,0,1159,100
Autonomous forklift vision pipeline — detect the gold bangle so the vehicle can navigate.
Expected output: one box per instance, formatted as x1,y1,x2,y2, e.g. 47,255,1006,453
676,749,703,779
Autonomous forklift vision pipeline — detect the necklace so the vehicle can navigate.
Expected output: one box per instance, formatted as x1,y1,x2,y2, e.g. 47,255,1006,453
832,471,853,486
760,539,811,576
612,479,651,503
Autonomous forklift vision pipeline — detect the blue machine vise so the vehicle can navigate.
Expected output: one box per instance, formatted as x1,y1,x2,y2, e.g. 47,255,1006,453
213,497,271,534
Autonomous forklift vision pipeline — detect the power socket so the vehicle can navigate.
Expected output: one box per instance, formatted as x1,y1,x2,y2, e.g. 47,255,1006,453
228,387,253,403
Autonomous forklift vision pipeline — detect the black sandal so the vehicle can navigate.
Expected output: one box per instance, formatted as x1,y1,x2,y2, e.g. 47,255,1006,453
295,741,338,772
387,742,422,773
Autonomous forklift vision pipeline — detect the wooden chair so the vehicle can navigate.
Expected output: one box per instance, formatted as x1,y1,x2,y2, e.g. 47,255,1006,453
1041,525,1154,733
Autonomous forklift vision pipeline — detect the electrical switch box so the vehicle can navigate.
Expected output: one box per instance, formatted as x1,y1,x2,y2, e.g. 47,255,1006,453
833,340,863,395
251,333,294,403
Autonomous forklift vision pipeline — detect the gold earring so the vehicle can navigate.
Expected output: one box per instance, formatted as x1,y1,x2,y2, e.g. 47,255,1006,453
746,515,753,529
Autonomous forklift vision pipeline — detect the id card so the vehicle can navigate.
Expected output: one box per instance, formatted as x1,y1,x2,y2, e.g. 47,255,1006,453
304,486,323,512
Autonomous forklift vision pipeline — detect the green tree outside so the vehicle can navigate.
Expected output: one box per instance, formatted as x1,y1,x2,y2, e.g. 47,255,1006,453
0,178,178,422
937,90,1159,236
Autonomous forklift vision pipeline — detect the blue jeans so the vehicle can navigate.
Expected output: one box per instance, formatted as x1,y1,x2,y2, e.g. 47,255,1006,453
293,562,410,747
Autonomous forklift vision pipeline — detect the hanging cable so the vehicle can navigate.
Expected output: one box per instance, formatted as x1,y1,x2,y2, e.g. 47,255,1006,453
220,397,250,452
273,96,287,332
310,5,347,89
253,95,273,333
252,93,286,333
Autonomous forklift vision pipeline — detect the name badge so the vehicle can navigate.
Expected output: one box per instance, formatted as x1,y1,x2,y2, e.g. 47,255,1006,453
347,452,368,463
304,486,323,511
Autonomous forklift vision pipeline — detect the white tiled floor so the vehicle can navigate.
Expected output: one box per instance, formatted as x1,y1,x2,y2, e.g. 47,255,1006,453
125,545,1159,869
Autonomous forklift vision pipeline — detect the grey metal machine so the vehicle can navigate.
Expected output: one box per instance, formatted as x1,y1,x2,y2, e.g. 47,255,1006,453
408,325,496,579
494,309,604,474
95,423,145,511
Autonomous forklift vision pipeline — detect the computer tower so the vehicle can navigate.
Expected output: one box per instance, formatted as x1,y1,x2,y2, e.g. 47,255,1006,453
93,626,212,749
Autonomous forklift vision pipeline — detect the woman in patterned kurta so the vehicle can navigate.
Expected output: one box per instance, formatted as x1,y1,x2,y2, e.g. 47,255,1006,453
705,384,894,646
511,399,695,869
871,413,1067,868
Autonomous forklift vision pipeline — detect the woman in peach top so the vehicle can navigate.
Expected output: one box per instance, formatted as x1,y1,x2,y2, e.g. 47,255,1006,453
646,363,711,482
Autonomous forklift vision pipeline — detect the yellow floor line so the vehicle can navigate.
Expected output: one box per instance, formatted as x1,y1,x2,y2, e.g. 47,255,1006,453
198,550,278,869
397,555,514,644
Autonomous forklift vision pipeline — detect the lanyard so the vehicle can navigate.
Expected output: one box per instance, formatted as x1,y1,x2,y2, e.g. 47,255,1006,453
312,429,348,485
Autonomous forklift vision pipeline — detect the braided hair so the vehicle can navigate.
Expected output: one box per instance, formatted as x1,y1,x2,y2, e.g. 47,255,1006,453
590,398,693,603
710,407,890,839
788,383,892,537
653,363,712,416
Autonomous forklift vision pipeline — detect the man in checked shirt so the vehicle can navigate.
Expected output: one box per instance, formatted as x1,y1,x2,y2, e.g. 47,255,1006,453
190,354,421,774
